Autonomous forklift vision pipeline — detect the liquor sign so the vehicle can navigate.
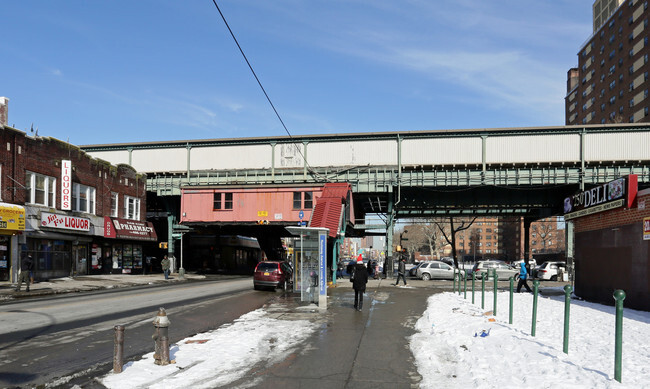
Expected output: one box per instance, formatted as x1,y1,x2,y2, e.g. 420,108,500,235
61,160,72,210
41,212,90,232
563,175,638,221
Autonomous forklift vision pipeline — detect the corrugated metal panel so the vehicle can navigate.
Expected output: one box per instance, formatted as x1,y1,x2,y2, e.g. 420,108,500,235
192,144,272,170
486,134,580,164
307,140,397,167
88,150,131,166
585,132,650,161
402,137,482,165
131,147,188,172
275,143,304,168
309,183,351,238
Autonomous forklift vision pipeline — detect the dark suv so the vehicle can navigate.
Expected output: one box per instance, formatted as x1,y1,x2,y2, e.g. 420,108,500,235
253,261,293,290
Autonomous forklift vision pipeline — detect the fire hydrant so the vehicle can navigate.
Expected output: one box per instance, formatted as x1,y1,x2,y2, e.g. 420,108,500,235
152,307,171,365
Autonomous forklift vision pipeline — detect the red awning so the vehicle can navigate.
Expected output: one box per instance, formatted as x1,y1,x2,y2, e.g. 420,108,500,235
104,217,158,241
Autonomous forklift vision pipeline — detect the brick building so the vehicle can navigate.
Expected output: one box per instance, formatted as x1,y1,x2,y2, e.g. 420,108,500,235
566,0,649,125
0,97,155,282
565,175,649,310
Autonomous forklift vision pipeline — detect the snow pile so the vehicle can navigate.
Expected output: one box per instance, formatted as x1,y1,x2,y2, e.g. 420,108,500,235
410,291,650,388
101,308,317,389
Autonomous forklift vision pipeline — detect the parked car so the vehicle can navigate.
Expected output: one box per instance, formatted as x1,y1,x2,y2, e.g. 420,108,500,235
534,261,566,281
416,261,455,280
470,260,519,280
409,262,426,277
440,257,455,267
253,261,293,290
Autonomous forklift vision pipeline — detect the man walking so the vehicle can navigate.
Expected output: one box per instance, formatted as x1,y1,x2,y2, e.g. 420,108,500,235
352,256,368,311
395,257,408,286
15,254,34,292
161,255,171,280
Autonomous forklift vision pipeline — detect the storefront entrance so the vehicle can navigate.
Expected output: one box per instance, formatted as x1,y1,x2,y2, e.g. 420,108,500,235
73,244,88,276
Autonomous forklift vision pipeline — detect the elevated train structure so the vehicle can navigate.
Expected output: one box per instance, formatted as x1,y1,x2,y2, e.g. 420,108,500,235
82,124,650,274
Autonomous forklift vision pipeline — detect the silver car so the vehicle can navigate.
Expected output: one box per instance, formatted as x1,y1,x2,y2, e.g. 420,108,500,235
471,260,519,280
416,261,455,280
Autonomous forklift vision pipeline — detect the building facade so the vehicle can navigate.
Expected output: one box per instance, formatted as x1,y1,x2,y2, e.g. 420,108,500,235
566,0,649,125
0,98,155,282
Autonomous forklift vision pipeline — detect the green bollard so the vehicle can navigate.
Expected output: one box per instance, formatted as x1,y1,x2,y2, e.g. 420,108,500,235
453,269,456,291
472,272,476,304
458,271,462,295
509,277,514,325
614,289,626,383
531,280,540,337
563,284,573,354
493,270,498,316
463,271,467,299
481,275,486,309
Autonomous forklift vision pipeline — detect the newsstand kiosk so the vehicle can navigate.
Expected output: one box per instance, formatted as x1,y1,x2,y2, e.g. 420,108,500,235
286,227,329,309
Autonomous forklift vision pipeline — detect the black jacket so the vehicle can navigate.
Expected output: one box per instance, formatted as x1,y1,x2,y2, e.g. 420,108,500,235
21,256,33,272
352,263,369,291
398,260,406,275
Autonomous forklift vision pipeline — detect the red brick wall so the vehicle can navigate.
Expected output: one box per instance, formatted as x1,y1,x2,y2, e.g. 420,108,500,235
574,191,650,233
0,128,146,219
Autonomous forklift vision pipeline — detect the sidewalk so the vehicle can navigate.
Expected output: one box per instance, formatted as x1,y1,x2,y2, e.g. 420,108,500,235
0,272,207,302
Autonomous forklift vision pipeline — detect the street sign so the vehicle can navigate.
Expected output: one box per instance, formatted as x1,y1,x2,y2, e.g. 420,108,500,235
298,210,304,220
172,224,193,233
171,233,183,239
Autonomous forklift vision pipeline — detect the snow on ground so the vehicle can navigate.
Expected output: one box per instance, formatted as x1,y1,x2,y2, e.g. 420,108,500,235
100,307,319,389
410,290,650,389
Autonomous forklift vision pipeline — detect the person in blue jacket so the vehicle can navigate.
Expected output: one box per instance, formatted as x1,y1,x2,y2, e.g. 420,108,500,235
517,261,533,293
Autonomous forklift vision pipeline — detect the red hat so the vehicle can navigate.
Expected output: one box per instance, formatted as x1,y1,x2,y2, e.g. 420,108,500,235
357,254,363,264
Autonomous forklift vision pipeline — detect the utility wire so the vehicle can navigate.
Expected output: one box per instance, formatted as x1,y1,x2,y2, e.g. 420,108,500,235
210,0,326,181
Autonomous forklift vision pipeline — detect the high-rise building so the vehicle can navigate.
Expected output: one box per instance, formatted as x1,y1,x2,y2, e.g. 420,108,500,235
565,0,649,125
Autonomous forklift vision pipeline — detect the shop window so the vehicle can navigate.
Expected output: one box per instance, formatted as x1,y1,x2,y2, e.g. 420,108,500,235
214,192,222,210
293,191,313,210
72,183,96,214
224,193,233,210
25,171,56,207
110,192,119,217
124,195,140,220
293,192,301,209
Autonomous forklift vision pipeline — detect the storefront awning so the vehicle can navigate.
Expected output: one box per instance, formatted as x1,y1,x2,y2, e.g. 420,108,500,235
104,217,158,241
0,202,25,234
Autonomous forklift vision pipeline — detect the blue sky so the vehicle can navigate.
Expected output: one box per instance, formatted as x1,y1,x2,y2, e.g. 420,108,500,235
3,1,592,145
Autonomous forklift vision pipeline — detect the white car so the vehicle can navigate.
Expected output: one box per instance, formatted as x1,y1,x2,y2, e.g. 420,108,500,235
416,261,455,280
534,261,566,281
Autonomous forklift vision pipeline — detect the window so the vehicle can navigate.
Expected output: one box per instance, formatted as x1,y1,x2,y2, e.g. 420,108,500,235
214,193,222,210
293,191,313,210
25,171,56,207
124,195,140,220
213,192,233,210
110,192,119,217
72,183,96,214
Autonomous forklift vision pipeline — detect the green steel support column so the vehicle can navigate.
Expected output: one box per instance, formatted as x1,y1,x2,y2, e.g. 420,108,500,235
580,128,586,191
385,198,395,280
270,142,276,181
186,143,191,179
531,280,540,336
167,213,176,272
493,270,498,316
472,273,476,304
566,221,575,289
481,135,487,184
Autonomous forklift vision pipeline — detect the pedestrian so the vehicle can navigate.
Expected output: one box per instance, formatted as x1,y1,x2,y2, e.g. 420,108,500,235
517,261,533,293
351,256,368,311
161,255,171,280
395,257,408,286
15,254,34,292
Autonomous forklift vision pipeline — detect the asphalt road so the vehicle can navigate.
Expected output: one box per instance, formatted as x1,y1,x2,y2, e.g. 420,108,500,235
0,278,276,388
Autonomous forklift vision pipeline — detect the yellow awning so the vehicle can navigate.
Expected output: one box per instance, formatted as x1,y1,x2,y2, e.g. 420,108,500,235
0,202,25,232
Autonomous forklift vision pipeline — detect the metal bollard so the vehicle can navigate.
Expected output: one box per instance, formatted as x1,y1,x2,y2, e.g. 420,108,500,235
509,277,514,325
472,272,476,304
113,325,125,373
493,270,498,316
481,275,486,309
531,280,540,337
614,289,626,383
563,284,573,354
153,307,171,365
463,271,467,299
453,269,456,291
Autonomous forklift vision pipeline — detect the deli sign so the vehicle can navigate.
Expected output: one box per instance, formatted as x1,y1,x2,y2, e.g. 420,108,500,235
41,212,90,232
563,175,638,220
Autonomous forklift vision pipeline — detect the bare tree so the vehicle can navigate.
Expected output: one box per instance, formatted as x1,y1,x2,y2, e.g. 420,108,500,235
433,216,478,268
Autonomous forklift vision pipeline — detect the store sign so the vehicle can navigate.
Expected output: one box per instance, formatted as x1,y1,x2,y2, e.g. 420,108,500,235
41,212,90,231
0,202,25,231
61,160,72,210
563,175,638,221
644,217,650,241
104,217,157,241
